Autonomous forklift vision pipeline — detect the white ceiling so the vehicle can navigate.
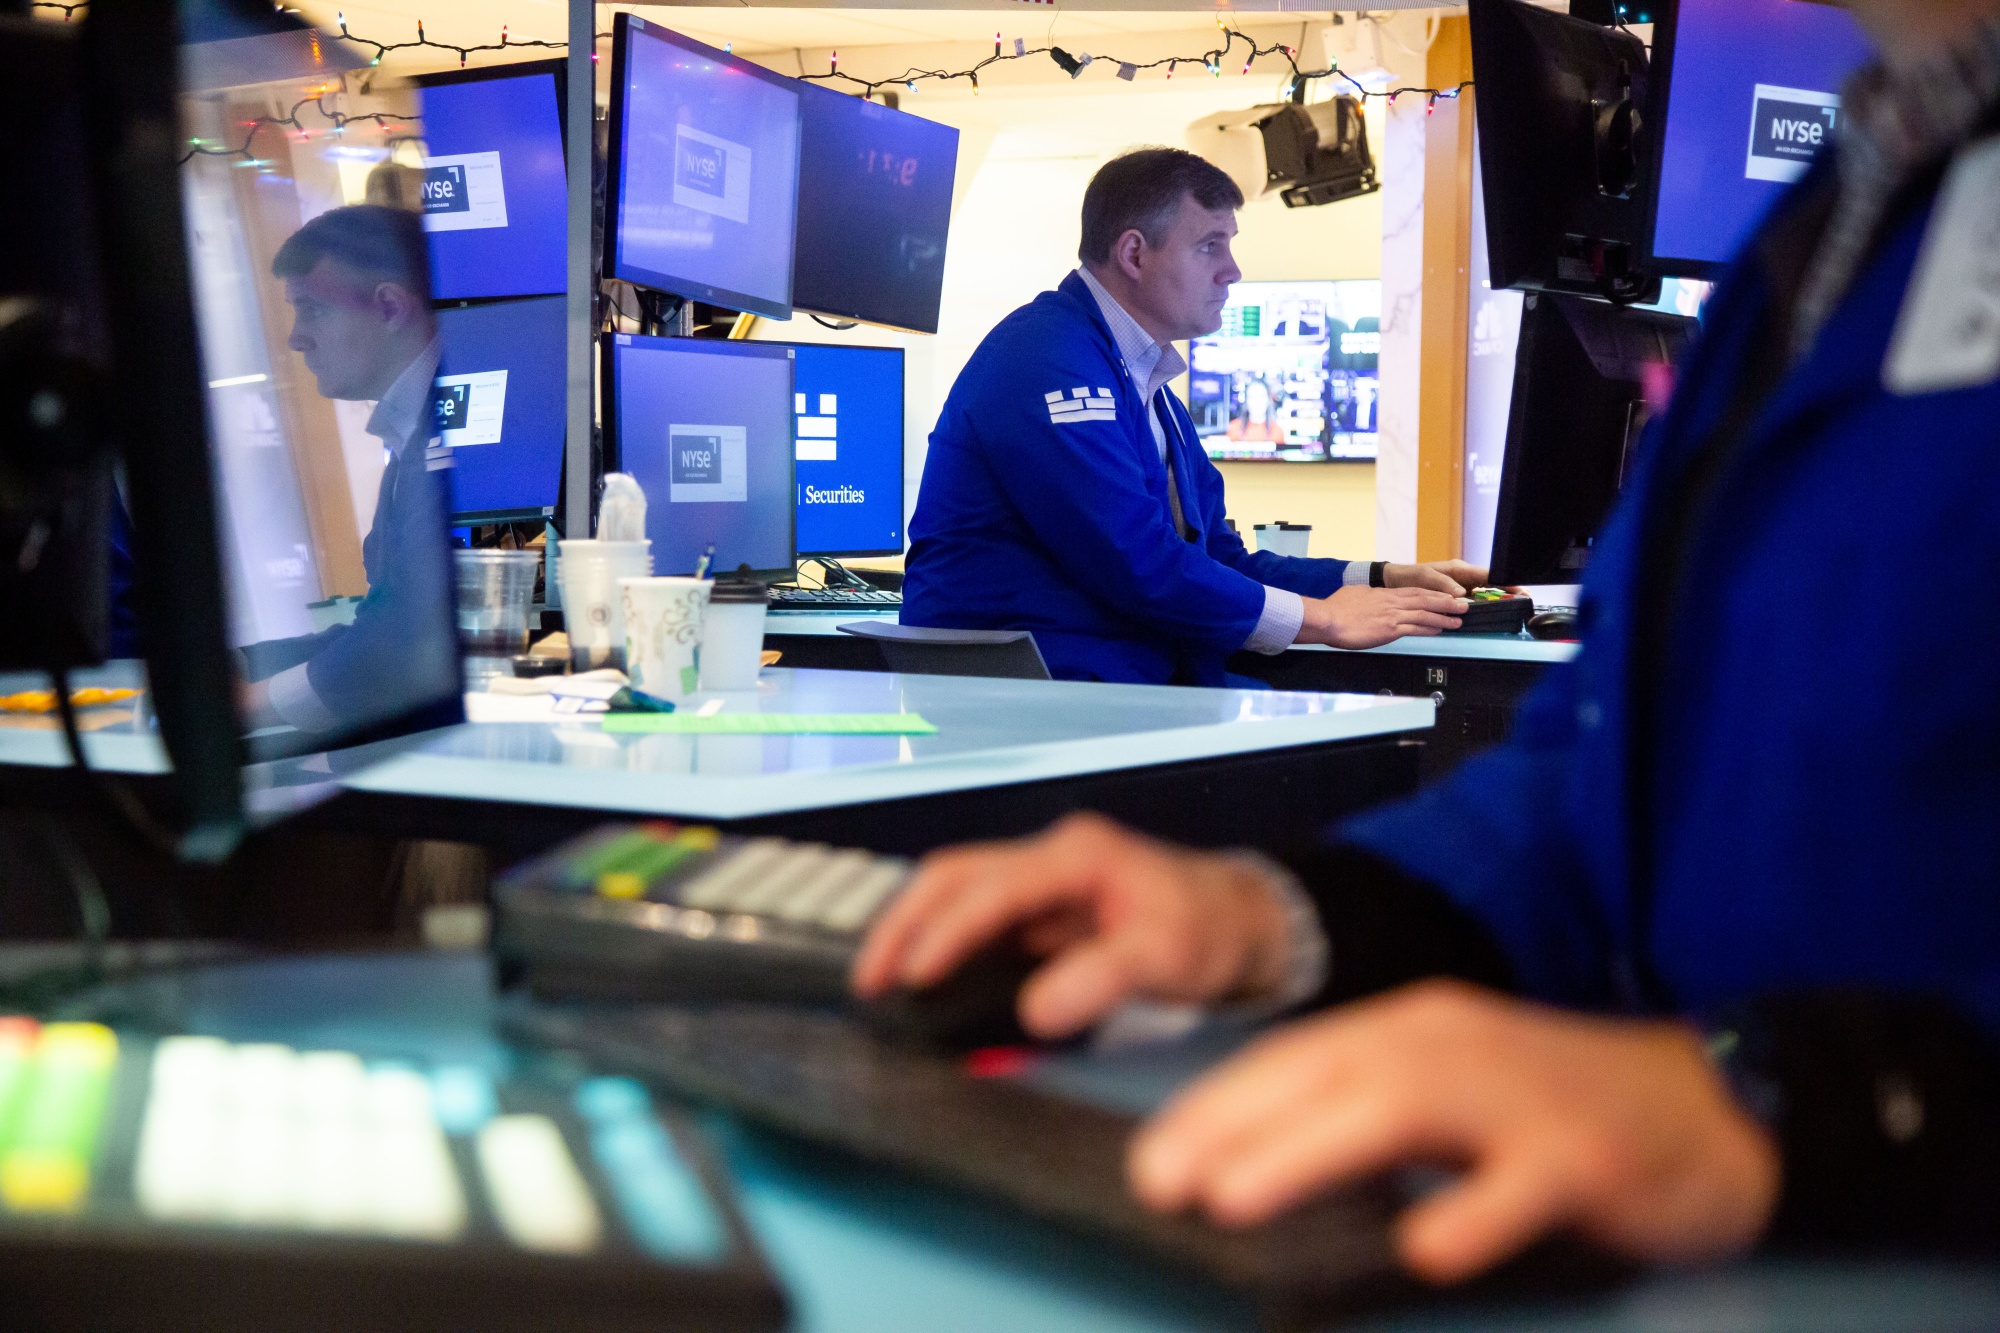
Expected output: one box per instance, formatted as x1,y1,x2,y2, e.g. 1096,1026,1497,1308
296,2,1456,70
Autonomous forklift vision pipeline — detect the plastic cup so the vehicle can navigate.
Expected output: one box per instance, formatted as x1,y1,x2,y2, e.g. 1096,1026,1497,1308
620,576,712,699
697,580,769,691
454,550,541,657
558,539,652,672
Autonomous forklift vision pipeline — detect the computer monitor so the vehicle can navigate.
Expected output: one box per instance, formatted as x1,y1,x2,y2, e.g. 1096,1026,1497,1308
1644,0,1873,275
792,84,959,335
604,16,802,320
602,334,797,579
435,295,567,521
777,343,905,558
1467,0,1659,303
1188,280,1380,463
411,60,568,302
1488,293,1696,585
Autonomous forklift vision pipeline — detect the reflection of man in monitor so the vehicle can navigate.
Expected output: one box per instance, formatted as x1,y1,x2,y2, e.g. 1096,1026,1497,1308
238,204,456,739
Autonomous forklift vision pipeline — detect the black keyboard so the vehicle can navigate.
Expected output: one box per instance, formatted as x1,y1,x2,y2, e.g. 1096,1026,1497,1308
506,1003,1630,1324
766,586,903,611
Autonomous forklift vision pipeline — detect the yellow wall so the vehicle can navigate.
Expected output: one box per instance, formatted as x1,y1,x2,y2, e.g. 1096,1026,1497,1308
1215,462,1376,560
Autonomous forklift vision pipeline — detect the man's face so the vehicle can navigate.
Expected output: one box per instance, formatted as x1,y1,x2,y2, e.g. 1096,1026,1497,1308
1128,195,1242,343
283,258,409,401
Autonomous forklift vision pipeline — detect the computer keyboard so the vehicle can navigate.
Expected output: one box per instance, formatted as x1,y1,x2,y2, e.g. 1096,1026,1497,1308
0,1018,785,1332
506,1002,1631,1324
766,586,902,611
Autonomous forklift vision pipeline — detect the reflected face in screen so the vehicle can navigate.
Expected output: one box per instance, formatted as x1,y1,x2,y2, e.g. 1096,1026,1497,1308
282,258,430,402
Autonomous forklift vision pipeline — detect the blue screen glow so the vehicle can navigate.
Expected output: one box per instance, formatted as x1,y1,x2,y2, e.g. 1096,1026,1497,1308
609,20,801,318
606,335,796,576
435,295,567,517
1653,0,1873,269
416,69,568,301
786,343,904,556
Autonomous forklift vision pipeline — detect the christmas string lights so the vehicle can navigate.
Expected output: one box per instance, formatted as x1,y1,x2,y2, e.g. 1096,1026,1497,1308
35,3,1473,123
180,88,416,166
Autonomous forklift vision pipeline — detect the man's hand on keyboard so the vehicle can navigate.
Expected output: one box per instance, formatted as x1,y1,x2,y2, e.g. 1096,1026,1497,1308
851,813,1296,1039
1295,587,1468,650
1128,980,1779,1284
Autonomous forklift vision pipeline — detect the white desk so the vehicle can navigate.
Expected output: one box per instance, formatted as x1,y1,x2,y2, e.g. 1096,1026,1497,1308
0,664,1433,856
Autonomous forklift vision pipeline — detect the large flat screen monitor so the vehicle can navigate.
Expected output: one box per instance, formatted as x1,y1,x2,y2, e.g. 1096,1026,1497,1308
778,343,905,558
411,60,568,301
602,334,797,578
792,84,959,335
435,295,567,521
1189,280,1379,463
1645,0,1873,275
604,16,802,320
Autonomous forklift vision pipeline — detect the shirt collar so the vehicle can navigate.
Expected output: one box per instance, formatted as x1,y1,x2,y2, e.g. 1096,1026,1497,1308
1076,266,1187,403
365,335,443,456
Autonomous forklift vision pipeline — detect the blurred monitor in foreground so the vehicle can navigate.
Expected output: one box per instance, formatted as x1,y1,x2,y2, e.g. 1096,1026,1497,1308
792,84,958,335
1189,280,1379,463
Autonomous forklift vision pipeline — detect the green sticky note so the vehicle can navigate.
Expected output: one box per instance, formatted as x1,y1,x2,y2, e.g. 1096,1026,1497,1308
600,713,938,736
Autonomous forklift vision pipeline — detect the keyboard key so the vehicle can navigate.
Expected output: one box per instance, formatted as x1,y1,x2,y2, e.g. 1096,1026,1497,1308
477,1115,603,1255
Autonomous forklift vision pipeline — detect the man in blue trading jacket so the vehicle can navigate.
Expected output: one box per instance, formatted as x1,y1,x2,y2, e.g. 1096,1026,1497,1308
860,0,2000,1284
902,148,1482,685
238,205,458,741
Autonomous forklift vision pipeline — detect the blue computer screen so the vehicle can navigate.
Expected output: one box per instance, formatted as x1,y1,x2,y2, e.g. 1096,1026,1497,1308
786,343,904,556
1651,0,1873,270
609,18,801,319
434,295,567,517
793,84,959,334
606,334,796,576
416,68,568,301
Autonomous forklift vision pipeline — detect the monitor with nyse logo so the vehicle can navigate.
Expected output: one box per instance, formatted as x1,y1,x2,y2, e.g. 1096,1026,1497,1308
1645,0,1873,274
792,83,959,335
772,342,905,558
604,16,802,320
602,334,797,579
412,60,568,301
435,295,567,520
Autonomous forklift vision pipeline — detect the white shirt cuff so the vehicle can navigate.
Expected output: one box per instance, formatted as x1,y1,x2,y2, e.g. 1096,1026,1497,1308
1342,560,1374,587
267,661,340,733
1242,585,1305,655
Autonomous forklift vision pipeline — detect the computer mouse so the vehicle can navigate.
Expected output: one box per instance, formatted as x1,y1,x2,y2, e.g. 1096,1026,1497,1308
1527,610,1579,641
855,939,1046,1053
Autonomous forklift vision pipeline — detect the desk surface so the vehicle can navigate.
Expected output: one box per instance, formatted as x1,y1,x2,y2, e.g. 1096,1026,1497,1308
0,665,1431,828
766,613,1580,666
348,668,1432,822
57,951,2000,1333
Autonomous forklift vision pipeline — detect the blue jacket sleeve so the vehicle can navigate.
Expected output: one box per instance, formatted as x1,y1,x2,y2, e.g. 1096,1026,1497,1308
1178,441,1351,597
957,345,1270,653
1334,656,1623,1010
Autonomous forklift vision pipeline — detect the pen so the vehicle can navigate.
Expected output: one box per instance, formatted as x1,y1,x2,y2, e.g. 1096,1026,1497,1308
693,544,715,580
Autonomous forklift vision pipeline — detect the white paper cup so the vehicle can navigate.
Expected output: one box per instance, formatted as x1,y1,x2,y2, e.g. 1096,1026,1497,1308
697,583,769,691
621,576,712,699
558,539,652,671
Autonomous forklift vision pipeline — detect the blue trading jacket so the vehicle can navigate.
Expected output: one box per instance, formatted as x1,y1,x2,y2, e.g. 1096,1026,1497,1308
902,271,1352,685
1342,161,2000,1034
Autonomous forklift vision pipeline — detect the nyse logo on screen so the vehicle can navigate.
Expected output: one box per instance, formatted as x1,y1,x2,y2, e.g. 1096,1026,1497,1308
419,152,509,233
421,164,470,215
676,139,727,199
431,370,507,447
673,434,723,485
671,126,753,225
667,424,748,503
433,382,470,431
1746,85,1841,183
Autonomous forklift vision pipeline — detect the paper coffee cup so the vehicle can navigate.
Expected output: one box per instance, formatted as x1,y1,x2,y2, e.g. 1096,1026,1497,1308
620,576,712,699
